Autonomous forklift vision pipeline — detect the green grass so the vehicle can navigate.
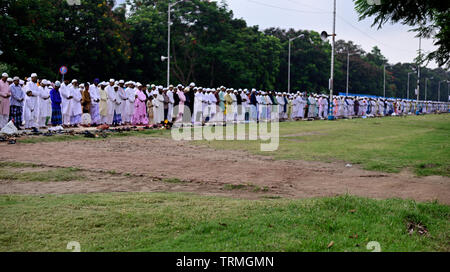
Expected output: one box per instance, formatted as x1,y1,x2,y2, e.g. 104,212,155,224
0,193,448,252
0,163,82,182
224,183,269,192
194,115,450,176
162,178,185,184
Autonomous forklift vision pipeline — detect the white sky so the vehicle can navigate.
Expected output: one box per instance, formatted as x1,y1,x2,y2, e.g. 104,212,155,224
117,0,440,68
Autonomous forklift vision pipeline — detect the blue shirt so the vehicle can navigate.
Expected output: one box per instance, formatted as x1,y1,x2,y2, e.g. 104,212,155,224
50,88,62,110
10,84,25,107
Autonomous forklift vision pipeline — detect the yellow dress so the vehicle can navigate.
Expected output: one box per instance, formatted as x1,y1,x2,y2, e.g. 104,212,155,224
99,88,108,117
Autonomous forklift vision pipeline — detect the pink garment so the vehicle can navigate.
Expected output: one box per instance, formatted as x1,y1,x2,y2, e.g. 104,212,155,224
0,80,11,115
176,91,186,122
132,90,148,125
318,98,324,112
333,98,338,116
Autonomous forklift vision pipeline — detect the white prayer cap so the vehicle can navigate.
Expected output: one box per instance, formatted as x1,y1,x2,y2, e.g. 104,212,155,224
31,73,37,78
13,76,20,81
109,79,115,83
55,81,61,87
193,87,198,91
169,84,174,88
136,83,142,87
19,80,24,85
163,88,168,91
79,83,85,88
177,84,183,88
189,82,195,87
7,77,13,82
72,79,77,83
252,88,256,92
2,73,8,77
119,80,124,84
212,88,216,91
151,84,156,88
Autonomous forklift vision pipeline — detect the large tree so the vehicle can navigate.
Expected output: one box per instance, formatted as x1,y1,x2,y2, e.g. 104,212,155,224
354,0,450,68
0,0,130,81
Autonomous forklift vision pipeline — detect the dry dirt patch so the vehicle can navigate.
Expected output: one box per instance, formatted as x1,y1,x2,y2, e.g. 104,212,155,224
0,137,449,203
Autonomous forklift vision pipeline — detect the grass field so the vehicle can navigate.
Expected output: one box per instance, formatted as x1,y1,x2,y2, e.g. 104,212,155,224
195,114,450,176
1,114,449,252
0,193,448,252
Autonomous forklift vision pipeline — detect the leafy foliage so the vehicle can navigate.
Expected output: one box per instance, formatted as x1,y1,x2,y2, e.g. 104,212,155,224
354,0,450,68
0,0,448,100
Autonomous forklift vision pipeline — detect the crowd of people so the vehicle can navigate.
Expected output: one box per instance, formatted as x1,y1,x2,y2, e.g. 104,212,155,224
0,72,449,130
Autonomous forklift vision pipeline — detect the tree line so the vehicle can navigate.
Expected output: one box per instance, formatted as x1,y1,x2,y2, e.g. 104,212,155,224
0,0,448,101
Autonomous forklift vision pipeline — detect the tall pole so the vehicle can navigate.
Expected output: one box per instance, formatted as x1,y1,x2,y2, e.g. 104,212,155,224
288,40,291,93
328,0,336,118
287,34,305,93
383,65,386,98
438,81,441,102
167,3,171,88
407,72,410,100
416,37,421,103
346,51,350,96
425,78,428,101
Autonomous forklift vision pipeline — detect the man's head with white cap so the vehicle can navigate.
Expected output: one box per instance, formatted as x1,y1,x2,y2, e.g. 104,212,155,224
109,79,115,86
1,73,8,81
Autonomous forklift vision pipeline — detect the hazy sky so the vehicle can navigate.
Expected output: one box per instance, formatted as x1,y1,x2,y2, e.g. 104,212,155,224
117,0,439,68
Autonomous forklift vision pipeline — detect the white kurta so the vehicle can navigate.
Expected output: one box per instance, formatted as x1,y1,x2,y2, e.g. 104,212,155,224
38,86,51,118
106,85,117,116
167,90,175,121
117,87,127,115
24,82,39,127
124,87,136,118
60,83,72,116
154,93,165,124
71,86,82,117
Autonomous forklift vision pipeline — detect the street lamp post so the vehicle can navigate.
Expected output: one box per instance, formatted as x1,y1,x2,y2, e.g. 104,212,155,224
416,37,422,103
425,77,433,101
163,0,185,87
345,50,356,96
288,34,305,93
438,80,446,102
320,0,337,119
407,72,414,100
383,64,391,98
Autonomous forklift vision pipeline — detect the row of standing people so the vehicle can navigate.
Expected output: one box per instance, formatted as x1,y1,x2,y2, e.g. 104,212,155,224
1,73,449,130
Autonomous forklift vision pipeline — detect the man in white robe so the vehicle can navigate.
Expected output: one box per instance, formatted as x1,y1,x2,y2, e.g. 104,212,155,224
60,79,73,126
24,74,40,129
70,81,82,126
123,82,136,124
153,87,165,124
89,80,101,125
38,80,51,128
105,79,116,125
167,85,175,122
